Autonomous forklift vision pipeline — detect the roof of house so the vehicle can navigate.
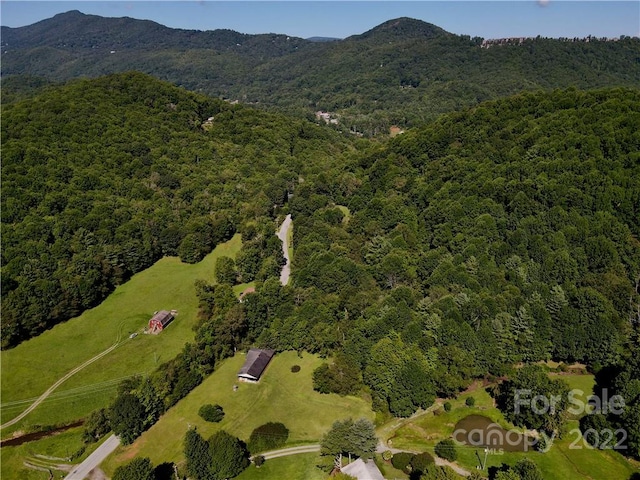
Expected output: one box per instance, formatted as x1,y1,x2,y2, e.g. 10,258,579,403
340,458,385,480
237,349,275,380
150,310,173,326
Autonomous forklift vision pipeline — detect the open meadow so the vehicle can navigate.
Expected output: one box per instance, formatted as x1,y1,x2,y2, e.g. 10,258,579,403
103,351,374,475
381,375,638,480
0,235,242,435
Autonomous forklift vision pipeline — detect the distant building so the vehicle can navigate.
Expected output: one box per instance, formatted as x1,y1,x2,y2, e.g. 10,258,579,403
237,349,275,382
148,310,174,334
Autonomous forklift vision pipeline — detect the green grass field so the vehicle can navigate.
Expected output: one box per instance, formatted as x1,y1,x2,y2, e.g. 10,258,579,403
103,351,373,474
1,235,242,435
0,426,87,480
382,376,638,480
236,453,327,480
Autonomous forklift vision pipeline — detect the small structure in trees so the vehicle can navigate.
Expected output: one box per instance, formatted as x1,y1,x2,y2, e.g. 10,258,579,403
148,310,174,334
239,286,256,303
237,349,275,382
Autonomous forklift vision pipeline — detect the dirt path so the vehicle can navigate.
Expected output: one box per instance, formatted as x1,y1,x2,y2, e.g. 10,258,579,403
259,444,320,460
65,434,120,480
276,214,292,286
1,342,120,430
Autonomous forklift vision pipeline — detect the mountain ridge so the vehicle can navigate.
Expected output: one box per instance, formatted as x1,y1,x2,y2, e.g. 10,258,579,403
3,11,640,134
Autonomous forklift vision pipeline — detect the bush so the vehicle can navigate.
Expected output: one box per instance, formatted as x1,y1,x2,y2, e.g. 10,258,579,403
443,401,452,412
410,452,435,474
382,450,393,461
248,422,289,453
291,365,301,373
391,452,414,472
254,455,265,467
435,439,457,462
465,396,476,407
198,404,224,423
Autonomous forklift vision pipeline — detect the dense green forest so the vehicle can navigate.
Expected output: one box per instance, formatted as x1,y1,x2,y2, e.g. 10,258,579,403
3,13,640,132
253,87,640,420
3,72,640,459
0,72,355,348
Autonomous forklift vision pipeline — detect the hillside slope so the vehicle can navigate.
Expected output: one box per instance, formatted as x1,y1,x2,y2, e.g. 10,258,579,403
0,71,353,347
3,12,639,132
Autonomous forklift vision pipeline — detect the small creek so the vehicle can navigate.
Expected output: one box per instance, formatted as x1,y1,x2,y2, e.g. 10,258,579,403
0,421,83,447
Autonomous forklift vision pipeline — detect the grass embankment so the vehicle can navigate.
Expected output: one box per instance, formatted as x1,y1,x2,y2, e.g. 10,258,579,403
383,375,637,480
0,235,242,435
1,427,86,480
104,351,373,474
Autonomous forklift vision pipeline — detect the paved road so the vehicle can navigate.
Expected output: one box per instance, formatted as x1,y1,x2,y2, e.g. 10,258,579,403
1,342,120,430
258,442,470,476
276,214,292,286
65,434,120,480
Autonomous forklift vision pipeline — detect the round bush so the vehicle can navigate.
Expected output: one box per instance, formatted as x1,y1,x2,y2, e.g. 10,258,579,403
291,365,301,373
410,452,435,474
443,401,452,412
254,455,265,467
465,396,476,407
248,422,289,453
435,439,457,462
198,404,224,423
382,450,393,461
391,452,414,472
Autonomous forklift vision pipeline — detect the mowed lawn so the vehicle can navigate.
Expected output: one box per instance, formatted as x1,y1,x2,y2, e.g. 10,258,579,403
236,453,327,480
104,351,373,473
1,235,242,433
385,375,638,480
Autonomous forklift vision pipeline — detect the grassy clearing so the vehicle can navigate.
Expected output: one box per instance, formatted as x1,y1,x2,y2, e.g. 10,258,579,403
236,453,327,480
382,376,637,480
336,205,351,224
104,351,373,474
287,220,294,262
1,235,242,434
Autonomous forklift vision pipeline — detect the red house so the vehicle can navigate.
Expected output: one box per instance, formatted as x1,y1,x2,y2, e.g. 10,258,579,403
149,310,174,334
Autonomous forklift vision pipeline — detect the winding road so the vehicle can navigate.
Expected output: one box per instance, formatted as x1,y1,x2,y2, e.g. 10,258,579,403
277,214,292,286
1,342,121,430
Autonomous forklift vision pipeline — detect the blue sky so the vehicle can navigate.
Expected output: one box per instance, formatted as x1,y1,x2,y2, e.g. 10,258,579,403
1,1,638,39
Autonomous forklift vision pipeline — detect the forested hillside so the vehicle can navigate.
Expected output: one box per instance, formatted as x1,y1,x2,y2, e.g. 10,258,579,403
0,72,354,348
3,13,640,133
248,88,640,416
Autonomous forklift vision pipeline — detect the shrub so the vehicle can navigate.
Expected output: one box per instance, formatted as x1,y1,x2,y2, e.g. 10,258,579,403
248,422,289,453
382,450,393,461
391,452,414,472
254,455,265,467
443,401,452,412
291,365,301,373
410,452,435,474
198,404,224,423
465,396,476,407
435,439,457,462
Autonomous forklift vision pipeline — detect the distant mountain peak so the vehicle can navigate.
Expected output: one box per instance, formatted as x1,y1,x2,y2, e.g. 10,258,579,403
352,17,450,41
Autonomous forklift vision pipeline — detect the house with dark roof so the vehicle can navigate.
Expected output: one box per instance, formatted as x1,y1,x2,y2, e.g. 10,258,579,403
148,310,174,334
237,349,275,382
